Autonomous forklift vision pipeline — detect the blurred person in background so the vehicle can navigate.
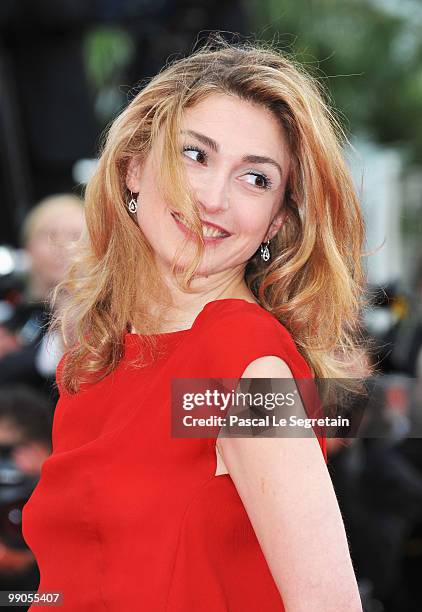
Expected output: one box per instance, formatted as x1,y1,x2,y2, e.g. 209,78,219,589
327,284,422,612
386,259,422,611
20,194,85,303
0,385,53,608
388,260,422,379
0,194,85,401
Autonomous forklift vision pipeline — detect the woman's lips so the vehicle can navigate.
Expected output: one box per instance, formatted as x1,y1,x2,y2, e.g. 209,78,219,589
171,211,231,244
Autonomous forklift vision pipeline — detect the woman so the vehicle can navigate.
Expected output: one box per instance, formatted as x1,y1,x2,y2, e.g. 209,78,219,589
22,35,368,611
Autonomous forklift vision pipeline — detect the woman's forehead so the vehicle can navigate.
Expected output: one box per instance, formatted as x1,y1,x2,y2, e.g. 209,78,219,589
179,94,290,159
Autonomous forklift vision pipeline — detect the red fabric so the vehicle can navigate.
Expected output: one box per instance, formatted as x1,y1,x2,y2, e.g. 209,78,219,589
22,298,327,611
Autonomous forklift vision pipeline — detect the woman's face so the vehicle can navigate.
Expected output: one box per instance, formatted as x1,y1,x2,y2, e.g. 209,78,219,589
127,93,291,277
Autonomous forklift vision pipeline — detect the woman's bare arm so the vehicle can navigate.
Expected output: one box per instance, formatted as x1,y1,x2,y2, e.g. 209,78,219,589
216,356,362,612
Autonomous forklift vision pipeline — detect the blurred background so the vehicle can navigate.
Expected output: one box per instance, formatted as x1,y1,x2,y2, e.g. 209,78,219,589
0,1,422,610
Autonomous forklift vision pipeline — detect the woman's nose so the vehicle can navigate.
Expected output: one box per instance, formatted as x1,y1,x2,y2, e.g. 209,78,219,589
195,172,230,214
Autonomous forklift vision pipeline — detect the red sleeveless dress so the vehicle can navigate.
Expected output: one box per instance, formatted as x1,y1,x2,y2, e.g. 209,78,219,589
22,298,327,611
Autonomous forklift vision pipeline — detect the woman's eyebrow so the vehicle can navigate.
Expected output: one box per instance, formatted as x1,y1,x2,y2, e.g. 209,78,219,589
180,129,283,179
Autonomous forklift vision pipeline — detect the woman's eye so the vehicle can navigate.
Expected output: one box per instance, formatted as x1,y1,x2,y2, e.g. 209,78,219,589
182,145,207,164
243,172,273,191
181,147,272,191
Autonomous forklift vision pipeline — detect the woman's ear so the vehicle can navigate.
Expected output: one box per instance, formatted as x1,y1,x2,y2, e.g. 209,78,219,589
126,157,142,193
264,209,286,242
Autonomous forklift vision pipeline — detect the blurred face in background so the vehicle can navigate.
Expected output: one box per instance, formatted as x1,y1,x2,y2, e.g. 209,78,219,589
24,198,85,299
0,416,50,476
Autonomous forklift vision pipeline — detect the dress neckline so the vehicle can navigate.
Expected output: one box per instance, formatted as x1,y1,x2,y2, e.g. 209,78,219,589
124,298,262,340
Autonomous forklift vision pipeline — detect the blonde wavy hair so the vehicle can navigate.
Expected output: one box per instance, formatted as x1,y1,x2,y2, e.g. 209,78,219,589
49,33,372,396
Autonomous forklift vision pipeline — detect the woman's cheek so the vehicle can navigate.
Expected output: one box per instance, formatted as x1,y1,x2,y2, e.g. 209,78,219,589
236,211,265,237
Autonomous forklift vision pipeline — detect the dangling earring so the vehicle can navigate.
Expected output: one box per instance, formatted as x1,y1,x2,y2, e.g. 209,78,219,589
260,239,270,262
127,191,139,213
